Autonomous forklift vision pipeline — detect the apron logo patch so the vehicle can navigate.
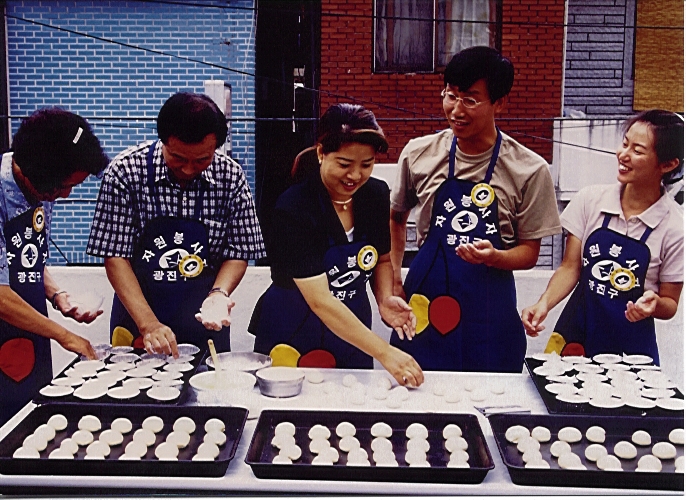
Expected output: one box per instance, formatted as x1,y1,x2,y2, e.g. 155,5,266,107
330,270,360,288
158,248,189,268
32,207,45,232
451,210,478,233
357,245,378,271
471,183,495,207
20,243,38,269
609,268,636,292
178,254,204,278
591,259,621,282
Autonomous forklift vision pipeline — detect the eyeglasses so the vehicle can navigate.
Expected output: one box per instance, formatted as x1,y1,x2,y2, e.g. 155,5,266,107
441,89,486,109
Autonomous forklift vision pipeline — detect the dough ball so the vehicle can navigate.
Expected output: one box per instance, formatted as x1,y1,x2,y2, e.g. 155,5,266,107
443,424,462,439
336,422,356,438
347,447,369,462
432,384,447,396
142,415,165,434
350,391,366,405
339,435,360,452
274,421,295,437
557,451,584,470
72,430,94,446
531,426,551,443
376,376,392,391
280,444,302,461
318,446,339,463
371,437,393,454
309,438,331,454
505,425,530,444
167,430,192,448
597,454,623,471
550,440,571,458
371,387,388,400
370,422,393,438
631,430,652,447
86,441,111,458
47,414,68,432
342,374,358,387
13,447,40,459
308,424,331,440
173,416,196,434
652,442,677,460
305,370,324,384
444,388,462,403
516,436,541,454
385,395,403,408
197,442,220,459
585,426,606,443
22,434,48,452
133,428,157,447
99,429,124,446
407,438,430,453
322,381,338,394
48,449,74,459
78,415,102,433
614,441,637,460
525,459,550,469
124,440,148,458
557,427,582,443
584,443,608,462
311,454,334,466
391,386,410,401
154,442,179,460
111,417,133,434
34,424,56,443
462,379,476,392
405,423,428,440
636,454,662,472
469,388,488,402
675,456,684,473
522,449,543,464
668,428,684,445
192,454,216,462
404,448,427,465
450,449,469,463
59,438,79,455
271,433,296,449
372,451,398,466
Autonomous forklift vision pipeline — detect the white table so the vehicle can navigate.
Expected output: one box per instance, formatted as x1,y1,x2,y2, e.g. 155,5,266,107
0,369,678,495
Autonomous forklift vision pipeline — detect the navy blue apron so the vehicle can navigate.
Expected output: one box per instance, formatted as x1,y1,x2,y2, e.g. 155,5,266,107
110,142,228,351
252,196,376,369
391,131,526,372
0,204,52,426
553,213,657,363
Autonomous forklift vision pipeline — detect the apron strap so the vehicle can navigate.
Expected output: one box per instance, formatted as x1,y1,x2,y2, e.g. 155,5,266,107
448,128,502,184
639,226,654,244
145,141,162,216
601,213,612,229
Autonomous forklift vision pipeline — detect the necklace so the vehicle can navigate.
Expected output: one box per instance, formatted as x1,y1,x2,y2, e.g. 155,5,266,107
332,198,353,211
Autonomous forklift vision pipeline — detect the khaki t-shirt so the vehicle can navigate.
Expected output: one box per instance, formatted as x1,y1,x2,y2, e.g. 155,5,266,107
390,129,562,248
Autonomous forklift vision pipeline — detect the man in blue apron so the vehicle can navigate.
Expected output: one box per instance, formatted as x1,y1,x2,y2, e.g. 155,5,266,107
0,108,108,426
389,47,561,372
87,93,265,356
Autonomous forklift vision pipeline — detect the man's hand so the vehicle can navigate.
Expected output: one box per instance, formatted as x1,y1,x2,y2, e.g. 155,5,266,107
625,290,658,322
140,320,178,357
456,239,498,266
195,293,235,331
57,332,97,360
521,301,549,337
54,292,103,324
379,296,416,340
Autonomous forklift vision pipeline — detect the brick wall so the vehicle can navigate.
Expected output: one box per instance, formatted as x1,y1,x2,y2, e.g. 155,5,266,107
5,0,256,264
564,0,636,116
319,0,565,164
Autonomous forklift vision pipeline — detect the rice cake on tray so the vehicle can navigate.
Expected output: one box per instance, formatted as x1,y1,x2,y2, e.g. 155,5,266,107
245,409,494,483
33,346,206,406
488,413,684,491
524,357,684,417
0,403,247,477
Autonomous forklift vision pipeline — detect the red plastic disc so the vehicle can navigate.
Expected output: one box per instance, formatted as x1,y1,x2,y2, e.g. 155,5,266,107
428,295,461,335
0,338,35,382
298,349,337,369
560,342,586,357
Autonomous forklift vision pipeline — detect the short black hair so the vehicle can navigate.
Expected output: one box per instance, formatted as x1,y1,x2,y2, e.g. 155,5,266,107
157,92,228,148
12,108,108,193
624,109,684,182
444,46,515,103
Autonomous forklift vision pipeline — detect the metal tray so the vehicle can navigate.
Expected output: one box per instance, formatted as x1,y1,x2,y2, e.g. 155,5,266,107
525,358,684,417
0,403,247,477
488,413,684,491
32,349,206,406
245,409,494,483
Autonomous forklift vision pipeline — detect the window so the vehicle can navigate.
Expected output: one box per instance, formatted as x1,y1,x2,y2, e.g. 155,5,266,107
374,0,500,73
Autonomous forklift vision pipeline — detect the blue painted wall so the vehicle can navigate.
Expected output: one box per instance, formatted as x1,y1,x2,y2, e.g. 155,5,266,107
5,0,256,264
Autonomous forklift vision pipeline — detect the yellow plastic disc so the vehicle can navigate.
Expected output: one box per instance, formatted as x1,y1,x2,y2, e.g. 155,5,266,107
408,294,430,335
269,344,301,367
544,332,566,355
112,326,134,347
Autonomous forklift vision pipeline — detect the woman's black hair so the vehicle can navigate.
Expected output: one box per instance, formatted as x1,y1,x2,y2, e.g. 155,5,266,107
291,103,388,179
443,46,514,103
157,92,228,148
624,109,684,183
12,107,109,193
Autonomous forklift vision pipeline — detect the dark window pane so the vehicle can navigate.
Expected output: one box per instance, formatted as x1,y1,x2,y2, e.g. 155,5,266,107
436,0,495,68
375,0,434,72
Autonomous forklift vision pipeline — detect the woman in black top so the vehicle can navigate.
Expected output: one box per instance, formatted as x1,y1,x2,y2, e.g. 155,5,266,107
251,104,423,387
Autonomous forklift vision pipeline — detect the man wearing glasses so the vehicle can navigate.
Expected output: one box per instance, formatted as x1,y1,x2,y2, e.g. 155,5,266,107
389,46,560,372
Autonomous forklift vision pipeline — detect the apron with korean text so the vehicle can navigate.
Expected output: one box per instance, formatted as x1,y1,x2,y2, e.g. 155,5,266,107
0,204,51,426
391,131,526,372
110,142,228,351
553,214,657,362
251,198,376,369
